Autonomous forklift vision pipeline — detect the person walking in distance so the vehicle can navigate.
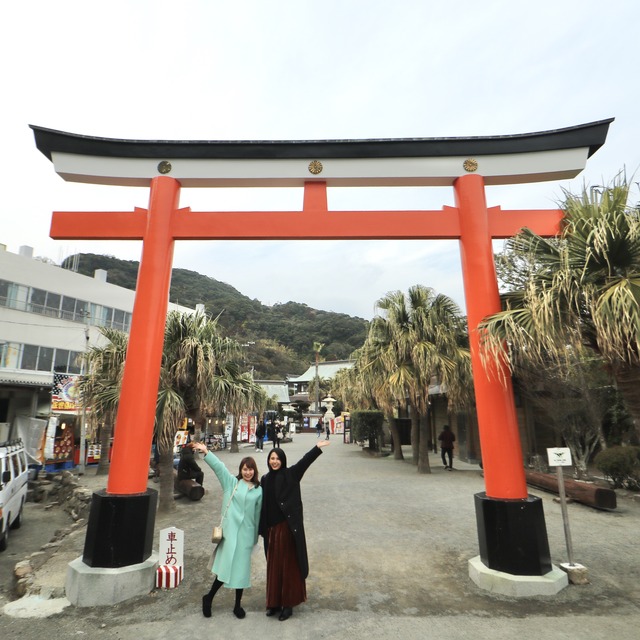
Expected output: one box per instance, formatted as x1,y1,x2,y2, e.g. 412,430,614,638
255,419,266,452
259,440,330,621
438,424,456,470
191,442,262,620
267,420,278,448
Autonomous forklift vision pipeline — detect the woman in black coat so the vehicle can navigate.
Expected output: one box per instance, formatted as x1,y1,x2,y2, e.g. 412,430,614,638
259,440,329,621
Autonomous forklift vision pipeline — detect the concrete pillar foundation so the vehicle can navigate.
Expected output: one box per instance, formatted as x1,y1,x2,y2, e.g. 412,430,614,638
468,555,568,597
65,552,158,607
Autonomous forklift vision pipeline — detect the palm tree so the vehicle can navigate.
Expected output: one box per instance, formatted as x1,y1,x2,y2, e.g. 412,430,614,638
358,286,472,473
334,344,406,459
307,375,330,409
154,311,266,511
480,177,640,440
78,327,128,476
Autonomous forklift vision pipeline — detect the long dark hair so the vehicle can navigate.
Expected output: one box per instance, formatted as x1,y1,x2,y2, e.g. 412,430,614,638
237,456,260,487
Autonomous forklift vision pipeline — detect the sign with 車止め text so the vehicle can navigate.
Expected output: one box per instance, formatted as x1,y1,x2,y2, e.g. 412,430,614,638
159,526,184,567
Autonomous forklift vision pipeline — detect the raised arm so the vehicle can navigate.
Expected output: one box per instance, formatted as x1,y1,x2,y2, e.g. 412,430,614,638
289,440,329,482
192,441,234,491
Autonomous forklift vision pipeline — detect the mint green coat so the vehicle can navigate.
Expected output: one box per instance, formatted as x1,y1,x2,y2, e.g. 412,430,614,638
203,452,262,589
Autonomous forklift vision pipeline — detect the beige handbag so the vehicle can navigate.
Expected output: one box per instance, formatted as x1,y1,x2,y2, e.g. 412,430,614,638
211,482,239,544
211,526,223,544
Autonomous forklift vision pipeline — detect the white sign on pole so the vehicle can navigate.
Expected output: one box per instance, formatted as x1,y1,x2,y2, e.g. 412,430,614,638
546,447,575,565
547,447,572,467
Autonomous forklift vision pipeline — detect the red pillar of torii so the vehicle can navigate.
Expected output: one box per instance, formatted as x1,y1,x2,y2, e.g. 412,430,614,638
31,120,612,578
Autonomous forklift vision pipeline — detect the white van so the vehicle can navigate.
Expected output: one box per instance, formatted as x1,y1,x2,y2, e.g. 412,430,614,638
0,439,29,552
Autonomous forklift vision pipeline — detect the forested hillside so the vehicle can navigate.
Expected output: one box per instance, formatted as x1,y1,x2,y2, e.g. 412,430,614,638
63,253,368,378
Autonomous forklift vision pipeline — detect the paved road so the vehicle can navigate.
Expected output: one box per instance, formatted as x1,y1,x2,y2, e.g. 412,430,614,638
2,434,640,639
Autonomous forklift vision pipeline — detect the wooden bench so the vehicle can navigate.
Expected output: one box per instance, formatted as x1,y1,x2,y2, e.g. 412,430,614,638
173,470,204,501
525,470,616,510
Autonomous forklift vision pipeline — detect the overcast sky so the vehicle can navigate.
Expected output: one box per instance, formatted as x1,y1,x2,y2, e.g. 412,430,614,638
2,1,639,320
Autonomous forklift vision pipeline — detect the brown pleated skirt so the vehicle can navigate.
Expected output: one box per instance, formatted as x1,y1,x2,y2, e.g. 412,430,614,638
266,520,307,608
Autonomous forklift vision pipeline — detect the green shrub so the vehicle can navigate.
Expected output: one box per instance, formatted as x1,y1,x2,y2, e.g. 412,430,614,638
350,410,384,452
594,445,640,489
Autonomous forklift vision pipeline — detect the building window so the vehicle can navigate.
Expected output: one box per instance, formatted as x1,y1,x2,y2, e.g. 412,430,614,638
67,350,82,374
44,291,61,318
61,296,76,321
21,344,39,370
4,282,29,312
74,299,89,322
0,279,9,306
28,288,47,314
0,342,20,369
113,308,125,330
91,303,111,327
37,346,54,372
54,349,70,373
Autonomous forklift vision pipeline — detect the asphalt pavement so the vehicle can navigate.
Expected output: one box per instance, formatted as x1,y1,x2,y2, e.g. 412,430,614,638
2,433,640,639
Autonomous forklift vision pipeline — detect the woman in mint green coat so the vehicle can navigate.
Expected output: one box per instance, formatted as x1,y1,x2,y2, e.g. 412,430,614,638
192,442,262,620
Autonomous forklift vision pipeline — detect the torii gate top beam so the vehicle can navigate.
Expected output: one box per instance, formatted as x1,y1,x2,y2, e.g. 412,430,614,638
30,119,613,189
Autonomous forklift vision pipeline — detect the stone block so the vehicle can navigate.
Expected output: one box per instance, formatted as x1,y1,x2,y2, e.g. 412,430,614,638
14,560,33,579
559,562,590,585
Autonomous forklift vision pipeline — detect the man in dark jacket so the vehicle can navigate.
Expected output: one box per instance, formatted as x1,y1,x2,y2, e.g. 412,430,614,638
266,421,277,448
255,420,266,451
177,445,204,485
438,424,456,470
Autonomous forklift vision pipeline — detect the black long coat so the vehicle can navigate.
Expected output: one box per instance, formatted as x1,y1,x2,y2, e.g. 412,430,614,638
259,445,323,579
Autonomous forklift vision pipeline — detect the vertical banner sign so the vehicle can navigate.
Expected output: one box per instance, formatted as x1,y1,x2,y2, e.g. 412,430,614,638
44,416,58,460
157,526,184,589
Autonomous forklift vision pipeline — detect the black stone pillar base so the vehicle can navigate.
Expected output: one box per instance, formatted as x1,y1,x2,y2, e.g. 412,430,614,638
82,489,158,568
475,492,551,576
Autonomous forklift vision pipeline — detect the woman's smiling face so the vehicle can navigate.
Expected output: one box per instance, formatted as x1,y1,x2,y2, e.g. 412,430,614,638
241,464,255,482
268,452,282,470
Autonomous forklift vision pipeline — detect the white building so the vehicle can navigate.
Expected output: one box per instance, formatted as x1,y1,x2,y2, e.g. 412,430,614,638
0,244,195,458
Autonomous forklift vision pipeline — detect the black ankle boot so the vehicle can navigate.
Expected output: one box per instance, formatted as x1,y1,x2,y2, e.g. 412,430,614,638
266,607,280,617
233,605,246,619
279,607,293,621
202,594,213,618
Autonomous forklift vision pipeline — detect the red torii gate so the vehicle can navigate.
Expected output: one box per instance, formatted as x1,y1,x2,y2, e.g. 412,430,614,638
31,120,612,590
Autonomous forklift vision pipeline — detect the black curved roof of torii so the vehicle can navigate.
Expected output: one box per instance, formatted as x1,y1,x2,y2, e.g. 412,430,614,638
30,119,614,162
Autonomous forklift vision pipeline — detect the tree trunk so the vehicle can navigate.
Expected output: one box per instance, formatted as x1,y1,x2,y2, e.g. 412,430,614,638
410,404,419,465
96,414,113,476
389,418,404,460
417,413,432,474
612,361,640,442
230,414,239,453
157,446,176,513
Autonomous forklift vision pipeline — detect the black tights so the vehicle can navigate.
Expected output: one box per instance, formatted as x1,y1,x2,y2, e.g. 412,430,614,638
207,578,243,607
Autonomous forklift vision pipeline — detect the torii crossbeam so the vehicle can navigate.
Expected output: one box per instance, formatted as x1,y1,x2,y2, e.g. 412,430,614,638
31,119,612,592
